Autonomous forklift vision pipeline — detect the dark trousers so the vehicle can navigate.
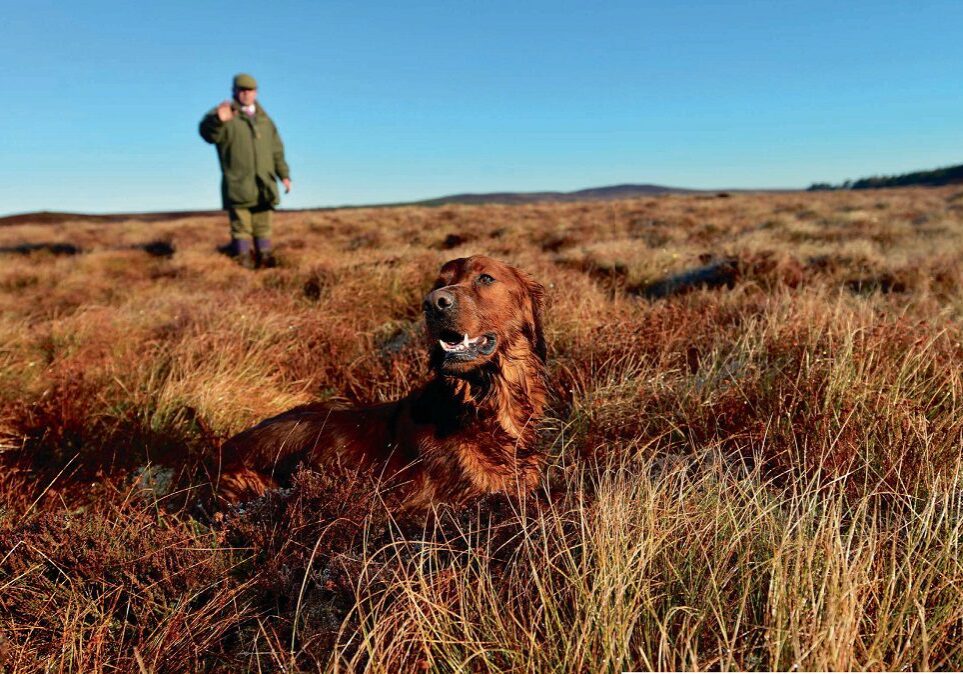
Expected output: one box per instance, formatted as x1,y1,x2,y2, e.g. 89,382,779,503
229,205,272,240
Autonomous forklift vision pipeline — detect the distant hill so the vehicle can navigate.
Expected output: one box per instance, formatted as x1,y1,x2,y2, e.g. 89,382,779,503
0,210,221,227
0,183,751,225
809,163,963,191
409,183,702,206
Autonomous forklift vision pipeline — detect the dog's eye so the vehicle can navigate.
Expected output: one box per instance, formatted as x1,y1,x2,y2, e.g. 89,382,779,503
477,274,496,285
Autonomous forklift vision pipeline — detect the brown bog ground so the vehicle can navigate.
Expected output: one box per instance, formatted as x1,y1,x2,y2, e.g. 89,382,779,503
2,187,963,671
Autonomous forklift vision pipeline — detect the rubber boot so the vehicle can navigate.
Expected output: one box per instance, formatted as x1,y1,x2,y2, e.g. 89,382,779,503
255,237,276,268
233,238,255,269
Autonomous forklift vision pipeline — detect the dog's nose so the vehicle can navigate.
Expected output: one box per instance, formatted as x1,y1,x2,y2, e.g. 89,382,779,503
425,289,456,314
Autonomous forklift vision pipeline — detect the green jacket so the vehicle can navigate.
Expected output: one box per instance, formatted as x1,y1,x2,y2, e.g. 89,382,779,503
199,103,291,209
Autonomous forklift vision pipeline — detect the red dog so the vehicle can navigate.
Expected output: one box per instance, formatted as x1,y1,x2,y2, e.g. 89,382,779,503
217,255,547,510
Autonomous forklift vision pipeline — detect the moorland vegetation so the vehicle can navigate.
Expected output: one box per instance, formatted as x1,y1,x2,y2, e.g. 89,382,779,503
2,187,963,670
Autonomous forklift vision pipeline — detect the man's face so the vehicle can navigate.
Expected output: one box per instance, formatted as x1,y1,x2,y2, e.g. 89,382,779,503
234,87,258,106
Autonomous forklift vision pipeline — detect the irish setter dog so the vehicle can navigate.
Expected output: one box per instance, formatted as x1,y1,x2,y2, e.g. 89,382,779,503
217,255,547,510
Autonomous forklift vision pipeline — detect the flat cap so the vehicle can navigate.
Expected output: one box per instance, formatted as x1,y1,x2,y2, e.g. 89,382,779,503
233,73,258,90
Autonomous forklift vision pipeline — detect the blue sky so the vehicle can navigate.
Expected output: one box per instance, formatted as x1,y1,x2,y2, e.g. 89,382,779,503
2,1,961,215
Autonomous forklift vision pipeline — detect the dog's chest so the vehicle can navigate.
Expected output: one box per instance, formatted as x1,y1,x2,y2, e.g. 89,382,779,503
416,426,533,497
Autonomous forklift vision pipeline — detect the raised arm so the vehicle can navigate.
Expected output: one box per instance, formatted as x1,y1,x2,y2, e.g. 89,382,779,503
199,102,234,144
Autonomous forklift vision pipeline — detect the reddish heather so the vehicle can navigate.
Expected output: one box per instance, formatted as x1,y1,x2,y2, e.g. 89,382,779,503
1,187,962,670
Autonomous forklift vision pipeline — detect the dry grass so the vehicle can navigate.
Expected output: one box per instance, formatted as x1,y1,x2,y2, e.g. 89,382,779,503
2,186,963,670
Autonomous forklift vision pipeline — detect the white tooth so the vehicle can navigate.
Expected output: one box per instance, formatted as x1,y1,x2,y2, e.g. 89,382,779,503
441,334,482,354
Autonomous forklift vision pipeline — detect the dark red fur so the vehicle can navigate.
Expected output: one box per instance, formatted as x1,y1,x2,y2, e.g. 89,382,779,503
217,255,548,510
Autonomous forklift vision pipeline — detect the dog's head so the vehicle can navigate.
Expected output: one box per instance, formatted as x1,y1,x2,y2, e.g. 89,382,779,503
424,255,545,376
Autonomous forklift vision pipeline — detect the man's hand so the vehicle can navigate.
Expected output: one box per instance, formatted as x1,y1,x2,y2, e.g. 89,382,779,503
282,178,292,194
216,101,234,122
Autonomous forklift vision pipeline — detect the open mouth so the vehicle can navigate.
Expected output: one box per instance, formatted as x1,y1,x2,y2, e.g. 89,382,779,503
437,330,497,358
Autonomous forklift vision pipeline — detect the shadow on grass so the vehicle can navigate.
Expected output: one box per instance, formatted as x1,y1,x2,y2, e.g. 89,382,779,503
0,242,82,256
0,240,176,258
0,388,222,513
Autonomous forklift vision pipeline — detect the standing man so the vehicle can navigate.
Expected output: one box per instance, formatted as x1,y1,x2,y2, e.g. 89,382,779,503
199,73,291,268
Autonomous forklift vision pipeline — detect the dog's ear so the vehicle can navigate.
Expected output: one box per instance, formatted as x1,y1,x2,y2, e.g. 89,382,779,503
515,269,547,363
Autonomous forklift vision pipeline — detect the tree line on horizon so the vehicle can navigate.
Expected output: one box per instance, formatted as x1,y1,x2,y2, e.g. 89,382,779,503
808,162,963,191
